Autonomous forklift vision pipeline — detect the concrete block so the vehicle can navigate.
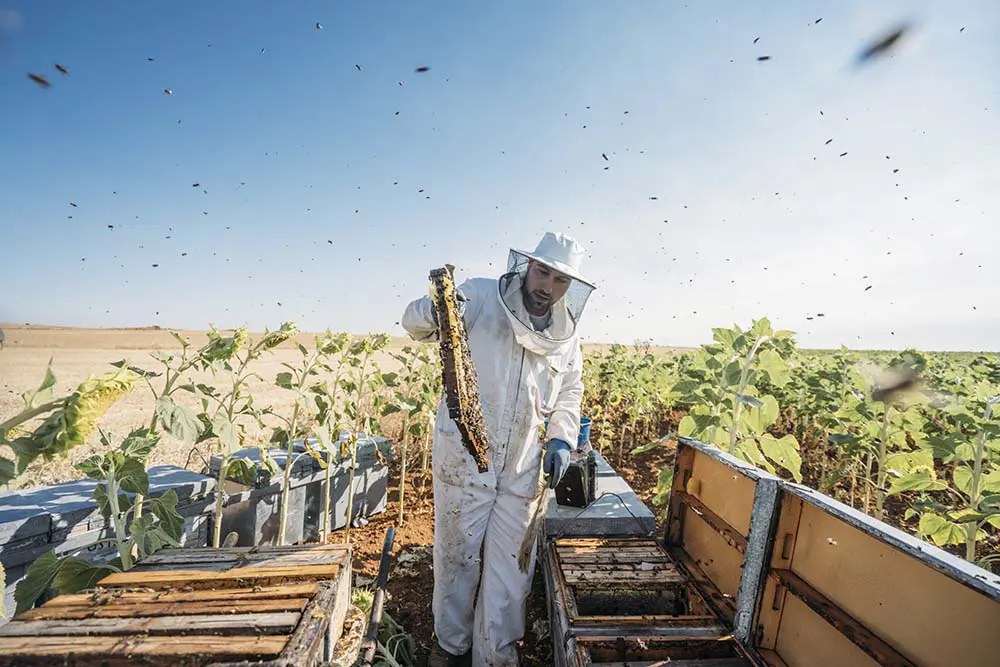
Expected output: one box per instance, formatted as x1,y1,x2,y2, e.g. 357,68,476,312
544,451,656,538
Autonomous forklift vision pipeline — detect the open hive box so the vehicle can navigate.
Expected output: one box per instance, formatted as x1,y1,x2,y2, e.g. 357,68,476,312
0,543,353,667
543,436,1000,667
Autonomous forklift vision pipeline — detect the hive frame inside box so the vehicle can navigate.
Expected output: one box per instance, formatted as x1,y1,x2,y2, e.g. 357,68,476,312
0,544,354,667
544,435,1000,667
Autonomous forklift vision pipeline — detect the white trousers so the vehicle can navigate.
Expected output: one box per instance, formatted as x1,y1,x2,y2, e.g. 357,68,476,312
433,476,540,667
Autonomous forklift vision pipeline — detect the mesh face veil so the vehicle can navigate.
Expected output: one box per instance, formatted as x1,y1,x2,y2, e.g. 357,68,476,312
497,247,595,356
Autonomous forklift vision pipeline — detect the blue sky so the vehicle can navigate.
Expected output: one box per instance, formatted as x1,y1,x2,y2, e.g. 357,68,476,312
1,1,998,350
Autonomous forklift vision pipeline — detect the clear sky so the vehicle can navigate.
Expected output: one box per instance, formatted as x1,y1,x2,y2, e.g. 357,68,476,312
1,1,998,351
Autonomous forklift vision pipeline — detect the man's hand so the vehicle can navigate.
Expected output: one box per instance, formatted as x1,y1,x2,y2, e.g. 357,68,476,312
543,439,572,489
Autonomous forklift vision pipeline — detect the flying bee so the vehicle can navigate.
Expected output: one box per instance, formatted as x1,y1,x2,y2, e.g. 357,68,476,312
857,23,911,63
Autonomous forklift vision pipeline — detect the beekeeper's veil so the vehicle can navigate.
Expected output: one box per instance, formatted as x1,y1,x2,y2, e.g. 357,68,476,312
497,232,596,357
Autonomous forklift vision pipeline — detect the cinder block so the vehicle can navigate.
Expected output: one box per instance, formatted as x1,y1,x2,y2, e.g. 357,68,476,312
544,451,656,538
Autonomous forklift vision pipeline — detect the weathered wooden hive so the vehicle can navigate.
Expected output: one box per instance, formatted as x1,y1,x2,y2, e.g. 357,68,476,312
0,543,353,666
543,436,1000,667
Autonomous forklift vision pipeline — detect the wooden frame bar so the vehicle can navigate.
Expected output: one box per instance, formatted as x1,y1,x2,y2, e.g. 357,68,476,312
778,483,1000,601
673,491,748,554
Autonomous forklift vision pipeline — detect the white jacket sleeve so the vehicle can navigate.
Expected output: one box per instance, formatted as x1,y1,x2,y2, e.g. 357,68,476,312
401,279,477,343
544,343,584,451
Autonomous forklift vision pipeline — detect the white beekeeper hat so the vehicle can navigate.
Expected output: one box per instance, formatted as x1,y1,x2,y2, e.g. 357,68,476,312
512,232,595,289
496,231,596,356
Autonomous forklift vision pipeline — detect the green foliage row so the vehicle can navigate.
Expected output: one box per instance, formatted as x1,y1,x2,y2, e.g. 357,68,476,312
583,320,1000,569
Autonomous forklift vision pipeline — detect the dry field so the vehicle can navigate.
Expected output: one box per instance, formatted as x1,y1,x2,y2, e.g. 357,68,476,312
0,325,416,487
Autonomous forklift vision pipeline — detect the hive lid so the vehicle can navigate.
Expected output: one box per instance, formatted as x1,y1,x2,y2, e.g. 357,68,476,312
210,436,391,484
669,436,1000,667
0,465,216,535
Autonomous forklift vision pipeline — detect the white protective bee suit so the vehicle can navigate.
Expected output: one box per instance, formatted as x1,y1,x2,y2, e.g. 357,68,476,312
402,232,595,666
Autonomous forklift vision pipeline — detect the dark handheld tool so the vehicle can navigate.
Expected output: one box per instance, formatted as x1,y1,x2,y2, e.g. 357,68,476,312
554,450,598,508
358,526,396,666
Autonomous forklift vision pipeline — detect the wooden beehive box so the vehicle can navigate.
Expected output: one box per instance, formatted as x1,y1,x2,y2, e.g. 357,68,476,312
0,544,352,667
543,437,1000,666
545,537,756,666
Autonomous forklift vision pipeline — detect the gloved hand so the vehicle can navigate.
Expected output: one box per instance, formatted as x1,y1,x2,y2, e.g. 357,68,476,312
543,439,572,489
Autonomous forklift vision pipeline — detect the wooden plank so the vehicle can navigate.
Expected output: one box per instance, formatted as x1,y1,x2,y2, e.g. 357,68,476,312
555,542,662,552
242,553,350,569
275,580,340,665
734,477,781,646
677,506,744,606
571,614,722,626
137,550,246,565
129,554,351,574
129,562,238,572
666,443,697,548
562,562,681,574
0,611,300,637
773,568,916,667
757,494,803,651
556,552,675,564
0,635,287,665
555,538,661,549
556,547,666,558
134,545,349,567
670,547,735,623
772,592,876,667
780,483,1000,602
250,545,350,555
21,598,309,620
675,491,748,555
543,539,574,667
97,563,340,589
575,635,741,663
41,583,318,607
684,449,757,540
562,572,685,585
567,627,729,640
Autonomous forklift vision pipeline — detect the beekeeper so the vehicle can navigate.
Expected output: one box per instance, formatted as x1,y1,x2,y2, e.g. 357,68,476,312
402,232,595,667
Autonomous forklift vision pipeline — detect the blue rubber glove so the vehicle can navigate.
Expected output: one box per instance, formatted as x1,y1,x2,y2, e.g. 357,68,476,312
543,439,572,489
